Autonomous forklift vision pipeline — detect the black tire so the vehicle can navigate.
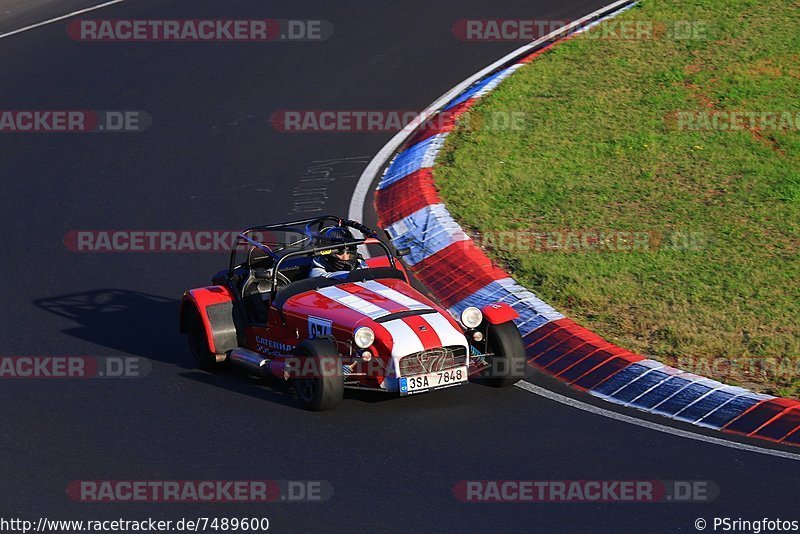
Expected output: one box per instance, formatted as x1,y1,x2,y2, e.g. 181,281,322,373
292,339,344,411
185,306,219,370
482,321,526,387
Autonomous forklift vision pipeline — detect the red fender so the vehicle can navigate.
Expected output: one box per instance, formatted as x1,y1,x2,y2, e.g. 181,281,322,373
179,285,236,354
481,302,519,325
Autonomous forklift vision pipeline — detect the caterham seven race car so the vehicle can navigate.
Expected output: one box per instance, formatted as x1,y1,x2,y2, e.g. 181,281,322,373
180,216,526,410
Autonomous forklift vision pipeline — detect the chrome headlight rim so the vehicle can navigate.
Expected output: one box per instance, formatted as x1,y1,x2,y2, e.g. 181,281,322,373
461,306,483,329
353,326,375,349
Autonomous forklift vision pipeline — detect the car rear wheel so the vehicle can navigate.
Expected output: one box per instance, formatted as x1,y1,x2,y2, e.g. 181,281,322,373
292,339,344,411
482,321,526,387
186,307,219,370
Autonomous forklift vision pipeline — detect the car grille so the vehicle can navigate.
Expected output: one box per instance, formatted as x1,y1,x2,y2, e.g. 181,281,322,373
399,346,467,376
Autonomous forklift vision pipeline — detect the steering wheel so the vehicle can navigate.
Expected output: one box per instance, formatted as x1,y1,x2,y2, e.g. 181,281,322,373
241,269,291,301
275,271,291,287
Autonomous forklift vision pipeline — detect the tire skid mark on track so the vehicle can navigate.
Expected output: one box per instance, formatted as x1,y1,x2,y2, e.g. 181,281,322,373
294,156,372,215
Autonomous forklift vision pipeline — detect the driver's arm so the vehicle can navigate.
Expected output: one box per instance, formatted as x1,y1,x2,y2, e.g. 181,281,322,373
309,258,348,279
309,268,350,279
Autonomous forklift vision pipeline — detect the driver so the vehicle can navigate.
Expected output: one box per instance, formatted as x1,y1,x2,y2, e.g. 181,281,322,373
309,226,367,279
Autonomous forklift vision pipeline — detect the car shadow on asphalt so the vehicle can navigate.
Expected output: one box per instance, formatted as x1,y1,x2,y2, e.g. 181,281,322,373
180,367,396,409
34,288,190,366
34,288,397,409
180,368,301,408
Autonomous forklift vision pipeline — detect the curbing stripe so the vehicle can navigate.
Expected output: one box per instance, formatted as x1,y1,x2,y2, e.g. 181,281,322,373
375,169,441,225
365,0,799,447
448,277,564,335
751,407,800,442
443,65,523,110
592,362,660,398
573,356,637,391
378,134,447,190
405,100,477,147
556,347,617,381
781,426,800,445
724,398,800,435
385,204,470,266
695,394,770,429
409,241,510,306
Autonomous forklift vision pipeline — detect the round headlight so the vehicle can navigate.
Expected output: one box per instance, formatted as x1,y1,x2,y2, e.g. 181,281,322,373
354,327,375,349
461,307,483,329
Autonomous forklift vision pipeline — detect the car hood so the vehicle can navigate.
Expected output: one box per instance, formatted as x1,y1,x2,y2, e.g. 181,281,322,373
282,278,469,360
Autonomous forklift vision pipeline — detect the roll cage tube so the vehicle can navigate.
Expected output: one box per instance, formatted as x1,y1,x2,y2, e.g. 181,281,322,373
227,215,385,280
227,233,279,275
271,237,394,293
302,216,378,239
227,216,339,275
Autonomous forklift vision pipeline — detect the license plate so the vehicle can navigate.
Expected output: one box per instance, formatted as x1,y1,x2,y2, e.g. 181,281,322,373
399,366,468,396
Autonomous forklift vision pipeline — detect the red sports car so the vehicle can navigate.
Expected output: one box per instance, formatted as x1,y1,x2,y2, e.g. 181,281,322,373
180,216,525,410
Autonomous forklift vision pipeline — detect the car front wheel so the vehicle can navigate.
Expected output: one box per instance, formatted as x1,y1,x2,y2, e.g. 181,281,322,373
185,307,219,370
482,321,526,387
292,339,344,411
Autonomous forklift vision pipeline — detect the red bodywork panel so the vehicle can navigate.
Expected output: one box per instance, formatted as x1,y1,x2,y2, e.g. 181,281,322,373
239,277,466,388
481,302,519,325
180,271,508,389
281,277,460,332
180,285,235,353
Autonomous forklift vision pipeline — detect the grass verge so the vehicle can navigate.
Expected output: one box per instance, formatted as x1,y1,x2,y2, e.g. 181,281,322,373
434,0,800,396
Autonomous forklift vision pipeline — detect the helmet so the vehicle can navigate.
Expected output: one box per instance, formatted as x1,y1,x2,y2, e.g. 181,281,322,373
318,226,359,272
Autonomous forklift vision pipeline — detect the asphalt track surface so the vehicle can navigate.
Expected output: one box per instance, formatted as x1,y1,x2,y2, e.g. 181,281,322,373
1,1,798,532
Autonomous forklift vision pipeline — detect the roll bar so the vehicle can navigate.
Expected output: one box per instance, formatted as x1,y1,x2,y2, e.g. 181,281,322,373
227,215,386,279
270,238,394,293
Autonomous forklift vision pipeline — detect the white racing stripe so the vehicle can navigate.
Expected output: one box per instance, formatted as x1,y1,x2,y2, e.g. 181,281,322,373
420,313,468,350
353,280,468,350
316,286,389,320
382,319,425,358
354,280,433,311
0,0,126,40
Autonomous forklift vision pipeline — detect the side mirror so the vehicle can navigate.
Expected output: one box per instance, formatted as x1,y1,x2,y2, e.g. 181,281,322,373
395,247,411,257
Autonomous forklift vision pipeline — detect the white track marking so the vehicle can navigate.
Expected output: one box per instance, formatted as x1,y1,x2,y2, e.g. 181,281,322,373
515,381,800,462
347,0,636,229
0,0,125,40
344,0,800,457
